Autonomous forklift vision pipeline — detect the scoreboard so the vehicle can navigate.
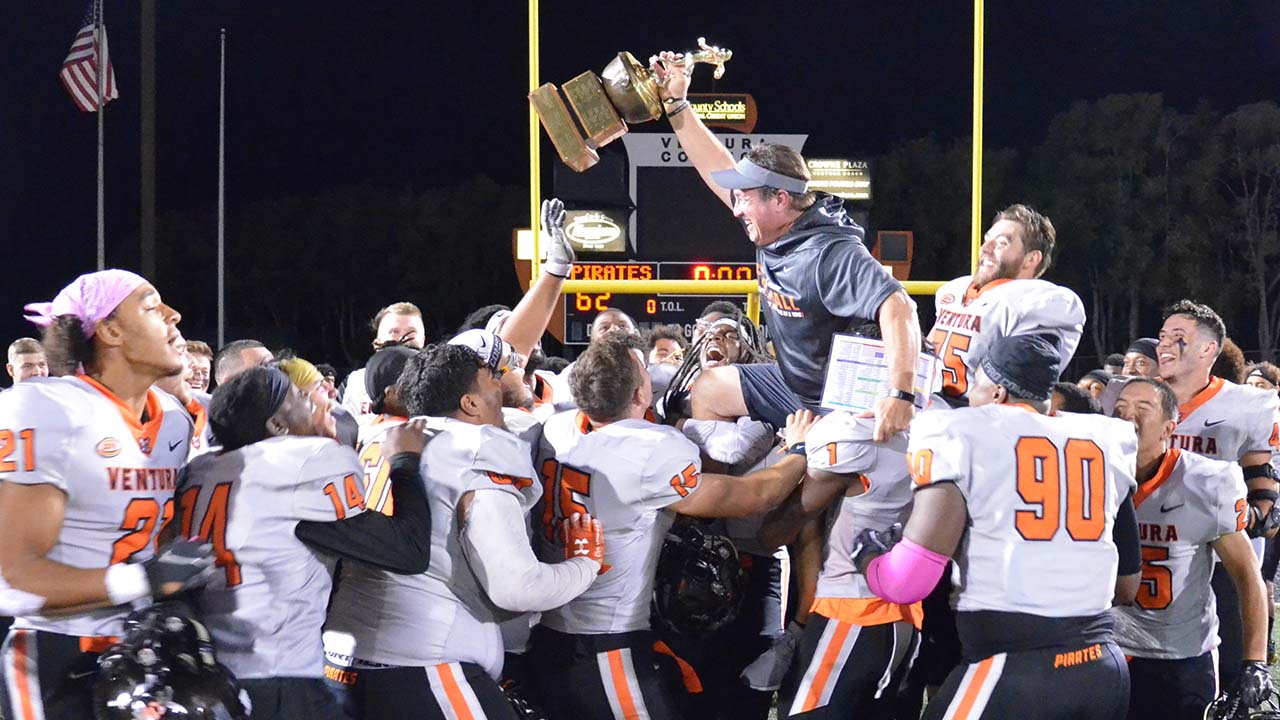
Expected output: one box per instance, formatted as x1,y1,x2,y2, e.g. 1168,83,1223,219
563,262,756,346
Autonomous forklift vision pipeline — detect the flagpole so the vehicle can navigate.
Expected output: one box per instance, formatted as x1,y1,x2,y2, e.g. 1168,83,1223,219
96,0,105,270
217,28,226,348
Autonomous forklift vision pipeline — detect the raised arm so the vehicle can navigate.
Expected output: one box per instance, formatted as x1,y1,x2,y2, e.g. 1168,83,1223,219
497,199,577,360
651,52,735,208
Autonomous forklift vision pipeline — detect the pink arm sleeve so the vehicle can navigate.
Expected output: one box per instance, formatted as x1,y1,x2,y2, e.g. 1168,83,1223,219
865,537,949,605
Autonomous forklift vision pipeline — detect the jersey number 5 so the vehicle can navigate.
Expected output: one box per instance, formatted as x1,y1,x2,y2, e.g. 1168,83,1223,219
540,459,591,541
1014,437,1107,542
927,328,972,397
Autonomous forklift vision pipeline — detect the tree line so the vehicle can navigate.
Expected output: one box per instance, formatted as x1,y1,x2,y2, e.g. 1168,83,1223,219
137,94,1280,371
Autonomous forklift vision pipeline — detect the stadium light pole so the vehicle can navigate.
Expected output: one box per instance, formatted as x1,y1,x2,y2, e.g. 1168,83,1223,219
528,0,542,287
971,0,984,274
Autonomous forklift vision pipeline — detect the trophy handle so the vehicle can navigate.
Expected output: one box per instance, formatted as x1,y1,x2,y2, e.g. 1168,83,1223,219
661,37,732,81
687,37,732,80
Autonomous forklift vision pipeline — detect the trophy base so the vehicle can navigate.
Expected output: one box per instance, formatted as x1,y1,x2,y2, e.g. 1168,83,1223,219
563,72,628,148
529,83,600,172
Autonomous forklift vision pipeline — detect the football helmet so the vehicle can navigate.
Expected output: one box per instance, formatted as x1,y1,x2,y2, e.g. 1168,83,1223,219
1205,687,1280,720
93,603,249,720
652,521,746,637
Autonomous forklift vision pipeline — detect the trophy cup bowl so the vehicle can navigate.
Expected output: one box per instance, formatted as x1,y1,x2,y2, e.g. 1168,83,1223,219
600,52,664,124
530,38,732,172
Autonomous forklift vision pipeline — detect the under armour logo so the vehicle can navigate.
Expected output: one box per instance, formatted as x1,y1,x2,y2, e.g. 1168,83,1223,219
572,538,590,556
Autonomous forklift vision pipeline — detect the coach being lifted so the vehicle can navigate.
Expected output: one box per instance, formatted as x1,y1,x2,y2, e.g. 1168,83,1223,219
650,51,922,442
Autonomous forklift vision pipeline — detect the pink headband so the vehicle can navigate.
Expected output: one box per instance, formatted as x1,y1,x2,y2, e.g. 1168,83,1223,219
23,269,148,338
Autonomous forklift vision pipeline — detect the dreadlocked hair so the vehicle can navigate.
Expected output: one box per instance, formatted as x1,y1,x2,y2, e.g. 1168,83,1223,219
660,311,771,422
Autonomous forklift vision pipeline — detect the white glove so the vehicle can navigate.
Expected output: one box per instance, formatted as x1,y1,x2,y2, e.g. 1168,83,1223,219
540,198,575,278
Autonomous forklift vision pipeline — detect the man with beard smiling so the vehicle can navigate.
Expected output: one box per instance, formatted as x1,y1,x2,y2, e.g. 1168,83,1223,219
1152,299,1280,691
928,204,1085,402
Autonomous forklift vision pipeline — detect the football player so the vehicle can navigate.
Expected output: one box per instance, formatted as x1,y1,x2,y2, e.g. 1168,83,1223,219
352,344,417,515
856,334,1141,720
529,333,815,720
152,331,215,458
322,343,604,720
180,366,434,718
928,204,1085,401
1154,300,1280,689
0,270,215,720
1110,378,1272,719
341,302,427,416
756,408,919,720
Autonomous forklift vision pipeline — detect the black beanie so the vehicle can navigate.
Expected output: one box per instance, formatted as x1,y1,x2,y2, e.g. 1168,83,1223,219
980,334,1062,401
364,345,418,414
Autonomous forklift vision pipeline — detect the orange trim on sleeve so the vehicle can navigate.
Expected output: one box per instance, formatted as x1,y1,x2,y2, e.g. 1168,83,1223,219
811,596,924,630
952,656,996,720
1133,449,1182,509
1177,376,1224,423
79,374,165,455
652,640,703,693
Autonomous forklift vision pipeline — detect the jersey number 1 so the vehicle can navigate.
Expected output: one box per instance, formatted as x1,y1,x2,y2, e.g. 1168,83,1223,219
178,483,242,587
1014,437,1107,542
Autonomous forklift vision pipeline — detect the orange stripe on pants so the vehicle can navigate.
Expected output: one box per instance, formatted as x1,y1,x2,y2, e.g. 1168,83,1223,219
435,663,475,720
607,649,641,720
952,656,995,720
801,621,852,712
11,631,37,720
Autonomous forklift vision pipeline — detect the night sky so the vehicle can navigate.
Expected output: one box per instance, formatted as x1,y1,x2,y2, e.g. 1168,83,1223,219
2,1,1278,355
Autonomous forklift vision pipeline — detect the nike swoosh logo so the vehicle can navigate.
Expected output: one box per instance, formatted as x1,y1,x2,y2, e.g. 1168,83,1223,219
168,439,185,451
1160,502,1185,513
1204,419,1227,428
67,670,96,680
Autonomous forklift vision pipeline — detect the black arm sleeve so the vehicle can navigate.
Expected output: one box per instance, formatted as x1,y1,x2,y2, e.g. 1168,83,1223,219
1113,489,1140,576
294,452,431,574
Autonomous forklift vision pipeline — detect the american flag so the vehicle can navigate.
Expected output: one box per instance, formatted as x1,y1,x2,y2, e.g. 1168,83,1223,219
59,1,118,112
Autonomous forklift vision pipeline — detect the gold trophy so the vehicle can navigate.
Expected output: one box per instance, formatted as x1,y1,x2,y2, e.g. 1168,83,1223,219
530,38,732,172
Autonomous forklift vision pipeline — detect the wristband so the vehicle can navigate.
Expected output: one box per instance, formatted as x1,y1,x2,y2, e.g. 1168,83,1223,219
786,442,807,457
663,95,686,106
666,101,690,118
886,388,916,404
105,563,150,606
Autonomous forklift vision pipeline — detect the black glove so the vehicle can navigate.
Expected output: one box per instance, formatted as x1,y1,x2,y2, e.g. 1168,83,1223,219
144,538,217,597
851,523,903,575
1238,660,1274,709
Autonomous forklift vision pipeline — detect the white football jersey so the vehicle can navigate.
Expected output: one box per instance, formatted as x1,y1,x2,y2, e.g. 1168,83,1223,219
502,406,545,448
180,437,366,679
908,405,1138,617
354,414,407,515
1170,377,1280,462
806,412,914,603
186,390,216,458
534,410,702,635
340,368,372,416
324,418,539,678
930,277,1085,399
1112,449,1246,659
0,376,192,637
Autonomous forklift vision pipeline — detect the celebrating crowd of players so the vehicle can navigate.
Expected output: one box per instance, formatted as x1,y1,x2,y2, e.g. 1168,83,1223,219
3,53,1280,720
